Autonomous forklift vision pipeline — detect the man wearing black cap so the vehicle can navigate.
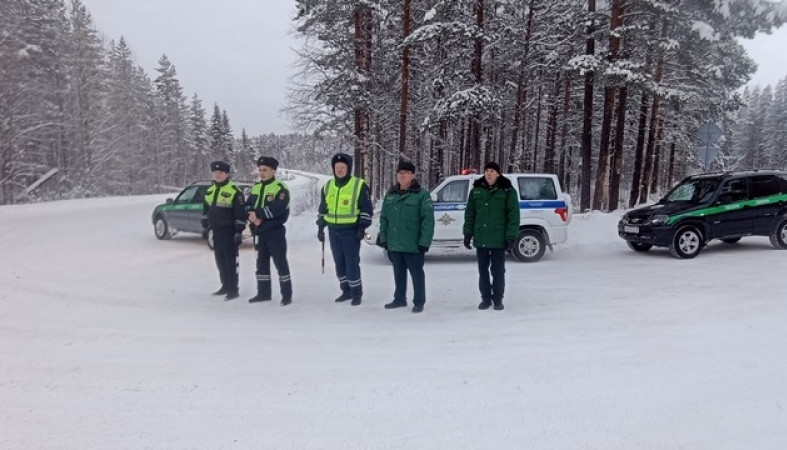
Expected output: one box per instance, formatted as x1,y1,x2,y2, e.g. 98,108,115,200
317,152,373,305
462,161,519,310
203,160,246,300
377,160,435,313
246,156,293,305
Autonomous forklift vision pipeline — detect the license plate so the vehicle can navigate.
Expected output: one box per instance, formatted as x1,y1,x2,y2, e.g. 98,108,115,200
624,225,639,234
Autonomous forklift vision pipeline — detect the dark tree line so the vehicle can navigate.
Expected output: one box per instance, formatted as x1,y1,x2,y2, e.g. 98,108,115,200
289,0,785,210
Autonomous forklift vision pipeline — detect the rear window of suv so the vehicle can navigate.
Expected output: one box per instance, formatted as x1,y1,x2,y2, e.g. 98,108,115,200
518,177,557,200
749,175,786,198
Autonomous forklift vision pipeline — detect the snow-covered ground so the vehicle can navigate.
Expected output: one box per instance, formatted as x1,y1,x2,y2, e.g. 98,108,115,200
1,178,786,449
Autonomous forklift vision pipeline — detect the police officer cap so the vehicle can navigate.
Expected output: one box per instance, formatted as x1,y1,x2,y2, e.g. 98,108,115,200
331,153,353,171
397,160,416,173
210,160,231,173
257,156,279,170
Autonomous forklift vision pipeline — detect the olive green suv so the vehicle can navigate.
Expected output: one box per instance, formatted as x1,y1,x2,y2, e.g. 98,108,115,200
151,181,252,248
618,170,787,259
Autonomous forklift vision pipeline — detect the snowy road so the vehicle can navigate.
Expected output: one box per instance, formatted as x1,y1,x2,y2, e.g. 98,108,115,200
1,194,786,449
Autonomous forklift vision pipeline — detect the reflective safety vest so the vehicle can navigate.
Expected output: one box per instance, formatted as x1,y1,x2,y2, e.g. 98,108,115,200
324,176,364,225
205,182,239,208
251,179,288,209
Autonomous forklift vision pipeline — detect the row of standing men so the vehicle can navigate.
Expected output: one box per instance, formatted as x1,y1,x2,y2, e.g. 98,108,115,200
202,153,520,313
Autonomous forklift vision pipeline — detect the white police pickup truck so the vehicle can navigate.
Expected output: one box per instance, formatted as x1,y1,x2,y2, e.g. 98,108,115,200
366,173,572,262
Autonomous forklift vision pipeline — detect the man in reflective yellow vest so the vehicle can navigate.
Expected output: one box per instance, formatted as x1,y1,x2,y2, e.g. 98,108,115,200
202,160,246,300
246,156,292,305
317,153,373,305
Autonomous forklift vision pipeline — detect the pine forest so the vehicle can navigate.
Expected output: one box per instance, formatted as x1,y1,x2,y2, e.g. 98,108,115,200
2,0,786,211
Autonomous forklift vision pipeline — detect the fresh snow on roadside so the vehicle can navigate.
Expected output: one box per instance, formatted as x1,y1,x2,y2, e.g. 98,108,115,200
1,185,786,449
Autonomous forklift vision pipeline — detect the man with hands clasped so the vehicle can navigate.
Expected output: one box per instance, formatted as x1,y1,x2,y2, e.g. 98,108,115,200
463,162,519,311
377,160,435,314
202,160,246,300
246,156,293,305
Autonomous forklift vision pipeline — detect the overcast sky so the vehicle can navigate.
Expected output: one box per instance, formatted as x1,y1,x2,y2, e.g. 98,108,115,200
82,1,787,137
82,0,298,136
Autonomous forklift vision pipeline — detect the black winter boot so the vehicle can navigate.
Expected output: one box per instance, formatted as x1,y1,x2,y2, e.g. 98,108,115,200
335,292,352,302
478,299,492,310
248,295,271,303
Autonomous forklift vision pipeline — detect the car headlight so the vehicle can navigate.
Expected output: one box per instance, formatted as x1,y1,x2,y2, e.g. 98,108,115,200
648,215,669,226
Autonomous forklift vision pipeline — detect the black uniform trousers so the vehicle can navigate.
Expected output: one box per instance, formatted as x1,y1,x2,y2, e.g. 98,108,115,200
328,226,363,299
255,227,292,300
476,248,506,305
213,226,239,293
388,251,426,307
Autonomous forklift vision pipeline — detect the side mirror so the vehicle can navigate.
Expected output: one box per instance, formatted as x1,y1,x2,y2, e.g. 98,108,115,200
166,198,174,205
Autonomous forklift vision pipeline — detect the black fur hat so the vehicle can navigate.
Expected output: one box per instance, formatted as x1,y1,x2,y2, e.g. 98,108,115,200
483,161,502,174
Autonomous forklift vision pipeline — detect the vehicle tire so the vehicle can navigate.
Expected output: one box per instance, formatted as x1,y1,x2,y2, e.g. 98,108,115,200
207,228,214,250
511,229,546,263
153,216,171,240
669,226,703,259
627,241,652,252
721,237,741,244
769,217,787,249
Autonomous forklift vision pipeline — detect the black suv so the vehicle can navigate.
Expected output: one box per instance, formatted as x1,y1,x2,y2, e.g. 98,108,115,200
151,181,252,248
618,170,787,259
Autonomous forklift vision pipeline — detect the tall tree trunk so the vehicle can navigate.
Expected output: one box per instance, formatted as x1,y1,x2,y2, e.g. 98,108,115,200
650,119,665,195
469,0,484,169
629,93,650,207
667,136,677,190
353,6,372,178
399,0,411,160
592,87,616,211
508,1,535,171
638,96,661,204
532,82,543,171
609,86,628,210
543,75,561,174
592,0,624,211
580,0,596,212
558,76,572,190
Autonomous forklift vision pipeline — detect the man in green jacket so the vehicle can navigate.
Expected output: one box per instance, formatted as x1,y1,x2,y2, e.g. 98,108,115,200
463,162,519,310
377,160,435,313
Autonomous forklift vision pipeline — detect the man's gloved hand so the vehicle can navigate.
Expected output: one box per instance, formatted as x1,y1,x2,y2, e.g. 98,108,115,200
201,227,210,240
317,227,325,243
375,235,386,250
234,233,243,246
463,235,473,250
418,245,429,254
356,227,366,240
505,239,515,252
200,218,208,229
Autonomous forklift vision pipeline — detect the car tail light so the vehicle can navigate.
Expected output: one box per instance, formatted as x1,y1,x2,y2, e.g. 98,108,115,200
555,207,568,222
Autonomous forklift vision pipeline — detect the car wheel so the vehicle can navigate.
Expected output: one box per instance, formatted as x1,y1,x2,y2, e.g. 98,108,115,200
721,237,741,244
511,229,546,263
154,216,171,240
207,228,214,250
670,225,703,259
769,217,787,249
627,241,653,252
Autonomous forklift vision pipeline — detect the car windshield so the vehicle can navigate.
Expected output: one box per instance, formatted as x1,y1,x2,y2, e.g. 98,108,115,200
664,178,720,203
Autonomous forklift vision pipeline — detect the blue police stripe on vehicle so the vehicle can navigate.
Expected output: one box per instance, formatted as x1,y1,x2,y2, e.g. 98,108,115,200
434,203,465,211
518,201,567,209
434,201,566,211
